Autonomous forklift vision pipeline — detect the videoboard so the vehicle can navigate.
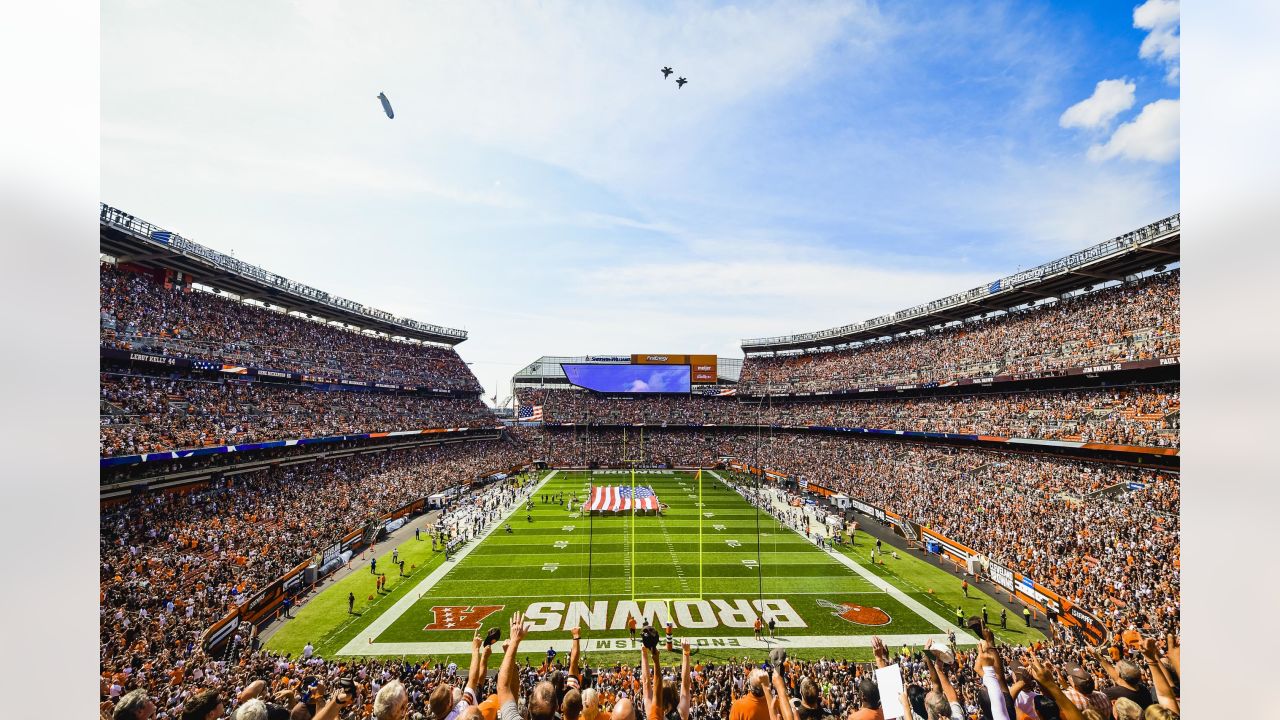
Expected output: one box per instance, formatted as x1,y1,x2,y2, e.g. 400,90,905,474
562,363,691,393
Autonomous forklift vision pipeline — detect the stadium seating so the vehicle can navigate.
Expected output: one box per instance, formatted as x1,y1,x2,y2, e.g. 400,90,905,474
99,429,1180,720
98,263,1182,720
739,271,1179,395
519,385,1181,448
99,440,527,703
511,428,1179,637
100,371,497,457
100,262,483,391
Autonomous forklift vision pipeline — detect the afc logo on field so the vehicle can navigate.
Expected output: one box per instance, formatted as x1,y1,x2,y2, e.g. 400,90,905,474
423,605,505,631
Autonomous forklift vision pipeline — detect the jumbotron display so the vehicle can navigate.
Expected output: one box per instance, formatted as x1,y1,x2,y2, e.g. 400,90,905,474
562,362,692,393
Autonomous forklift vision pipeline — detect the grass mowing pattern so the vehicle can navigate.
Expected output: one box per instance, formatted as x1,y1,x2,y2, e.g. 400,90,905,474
267,470,1044,661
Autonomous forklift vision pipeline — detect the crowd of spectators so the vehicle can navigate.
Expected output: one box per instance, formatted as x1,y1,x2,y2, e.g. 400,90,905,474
518,386,1181,448
101,428,1179,719
739,271,1180,394
101,371,498,457
100,439,530,718
108,583,1181,720
511,428,1178,637
101,262,482,391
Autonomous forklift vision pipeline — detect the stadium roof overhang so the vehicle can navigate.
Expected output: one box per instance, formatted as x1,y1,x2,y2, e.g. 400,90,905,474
741,214,1180,354
100,204,467,346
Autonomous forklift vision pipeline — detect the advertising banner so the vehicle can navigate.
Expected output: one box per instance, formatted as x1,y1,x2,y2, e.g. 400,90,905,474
848,498,886,523
320,542,342,567
101,427,497,468
630,354,718,384
988,561,1016,593
201,613,240,655
919,527,976,563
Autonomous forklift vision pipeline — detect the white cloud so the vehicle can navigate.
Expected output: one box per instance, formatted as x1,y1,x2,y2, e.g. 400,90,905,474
1133,0,1180,32
100,2,1180,398
1088,99,1179,163
1059,79,1136,129
1133,0,1179,83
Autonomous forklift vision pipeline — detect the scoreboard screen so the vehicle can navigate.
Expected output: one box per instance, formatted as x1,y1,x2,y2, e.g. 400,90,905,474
563,363,691,393
631,354,718,384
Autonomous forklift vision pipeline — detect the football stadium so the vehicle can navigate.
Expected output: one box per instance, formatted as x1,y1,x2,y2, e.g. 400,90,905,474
95,3,1188,720
99,206,1180,719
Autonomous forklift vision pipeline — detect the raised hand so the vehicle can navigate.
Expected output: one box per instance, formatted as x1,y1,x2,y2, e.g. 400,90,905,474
571,626,581,640
871,636,888,660
1026,657,1056,686
510,611,529,642
1140,637,1159,659
980,625,996,645
333,687,353,707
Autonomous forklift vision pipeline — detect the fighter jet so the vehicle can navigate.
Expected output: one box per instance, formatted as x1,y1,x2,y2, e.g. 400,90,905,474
661,67,673,79
676,77,687,88
377,92,394,119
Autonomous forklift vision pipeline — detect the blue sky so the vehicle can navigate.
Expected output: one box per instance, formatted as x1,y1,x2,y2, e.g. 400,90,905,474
101,0,1179,402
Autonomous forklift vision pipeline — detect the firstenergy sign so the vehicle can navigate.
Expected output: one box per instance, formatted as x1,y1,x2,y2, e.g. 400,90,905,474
630,354,718,384
523,599,805,631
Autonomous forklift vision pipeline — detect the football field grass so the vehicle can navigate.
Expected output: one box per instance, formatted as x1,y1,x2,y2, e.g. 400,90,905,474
267,469,1043,663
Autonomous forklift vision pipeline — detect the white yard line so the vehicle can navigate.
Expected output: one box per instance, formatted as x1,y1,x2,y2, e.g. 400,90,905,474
407,590,888,599
454,557,834,568
704,470,974,641
430,577,888,586
336,470,963,658
335,471,558,656
356,632,968,656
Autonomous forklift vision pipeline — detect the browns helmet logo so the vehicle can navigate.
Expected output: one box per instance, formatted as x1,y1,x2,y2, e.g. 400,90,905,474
817,599,891,626
423,605,504,631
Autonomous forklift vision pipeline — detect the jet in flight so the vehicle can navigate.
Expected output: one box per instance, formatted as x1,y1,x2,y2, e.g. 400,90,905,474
661,67,673,79
675,77,687,88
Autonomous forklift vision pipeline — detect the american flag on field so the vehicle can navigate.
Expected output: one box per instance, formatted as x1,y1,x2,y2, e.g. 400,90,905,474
586,485,660,512
517,404,543,421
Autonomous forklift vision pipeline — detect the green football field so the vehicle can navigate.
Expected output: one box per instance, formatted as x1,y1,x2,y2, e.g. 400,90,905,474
266,469,1044,663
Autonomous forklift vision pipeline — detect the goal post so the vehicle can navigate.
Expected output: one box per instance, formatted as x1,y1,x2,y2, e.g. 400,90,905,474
599,429,710,608
628,466,706,604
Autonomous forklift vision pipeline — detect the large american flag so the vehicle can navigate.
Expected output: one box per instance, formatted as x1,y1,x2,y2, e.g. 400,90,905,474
586,485,660,512
517,404,544,421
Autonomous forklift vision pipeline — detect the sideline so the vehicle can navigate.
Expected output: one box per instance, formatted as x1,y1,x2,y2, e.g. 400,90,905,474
351,632,960,657
705,469,975,642
334,471,557,656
